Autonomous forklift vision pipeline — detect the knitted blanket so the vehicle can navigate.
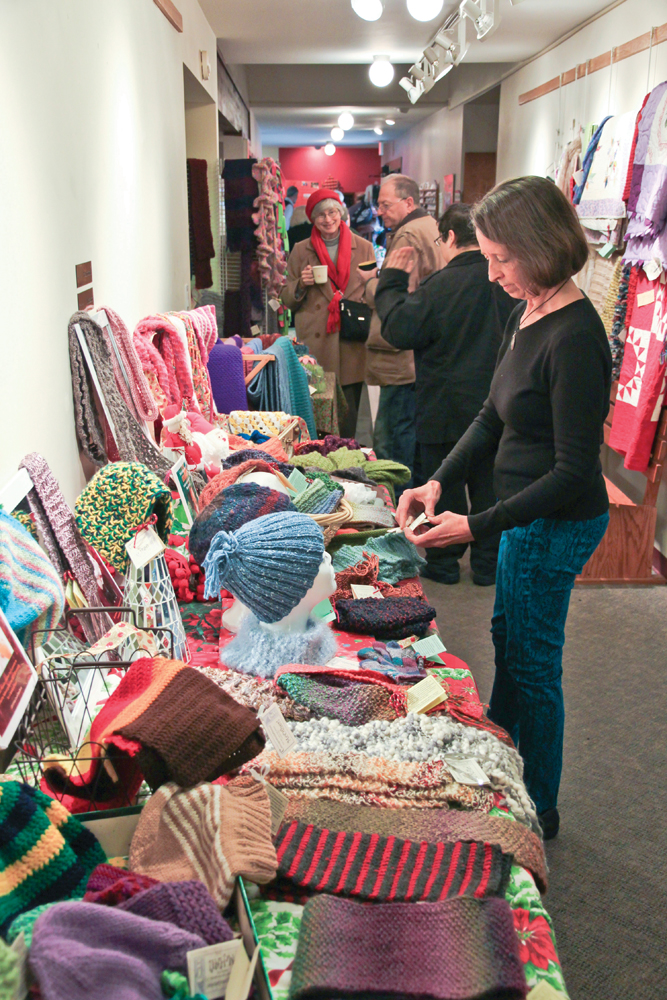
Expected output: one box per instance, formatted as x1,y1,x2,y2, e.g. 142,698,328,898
282,799,548,894
289,894,527,1000
333,534,426,585
276,673,398,725
335,595,435,640
0,509,64,646
240,750,494,812
0,782,106,937
275,820,512,903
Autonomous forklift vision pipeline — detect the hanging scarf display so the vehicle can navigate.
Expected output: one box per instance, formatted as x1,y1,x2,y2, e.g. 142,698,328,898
310,221,352,334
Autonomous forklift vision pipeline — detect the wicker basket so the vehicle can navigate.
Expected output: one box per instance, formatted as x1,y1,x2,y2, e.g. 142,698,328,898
308,498,354,545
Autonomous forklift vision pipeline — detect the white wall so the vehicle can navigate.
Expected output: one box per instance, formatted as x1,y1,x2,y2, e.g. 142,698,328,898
383,104,464,194
0,0,217,507
496,0,667,553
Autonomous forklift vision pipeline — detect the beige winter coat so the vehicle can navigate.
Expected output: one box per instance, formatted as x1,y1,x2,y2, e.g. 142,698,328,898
364,211,444,386
281,232,375,386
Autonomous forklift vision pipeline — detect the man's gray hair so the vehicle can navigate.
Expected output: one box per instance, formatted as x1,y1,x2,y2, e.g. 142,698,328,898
381,173,419,204
311,197,347,221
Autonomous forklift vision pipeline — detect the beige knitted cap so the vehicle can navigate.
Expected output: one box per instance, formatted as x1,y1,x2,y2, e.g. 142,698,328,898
129,780,277,907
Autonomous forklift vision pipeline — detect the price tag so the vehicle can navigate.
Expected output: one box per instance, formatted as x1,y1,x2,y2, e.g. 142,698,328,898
398,634,419,649
526,981,567,1000
308,384,317,395
187,939,242,1000
597,241,615,258
287,468,309,494
637,288,656,308
125,527,165,569
412,634,446,660
444,755,489,786
226,942,260,1000
250,324,261,336
265,781,289,833
350,584,383,600
95,309,109,327
406,674,447,714
311,598,336,623
644,258,662,281
268,297,281,312
405,511,432,531
259,703,297,757
326,655,360,671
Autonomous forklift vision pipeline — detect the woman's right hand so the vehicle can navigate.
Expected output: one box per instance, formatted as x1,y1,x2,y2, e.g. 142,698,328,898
300,265,315,286
395,481,442,530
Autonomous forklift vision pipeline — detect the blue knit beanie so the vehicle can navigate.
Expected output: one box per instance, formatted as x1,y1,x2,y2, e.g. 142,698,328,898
203,512,324,623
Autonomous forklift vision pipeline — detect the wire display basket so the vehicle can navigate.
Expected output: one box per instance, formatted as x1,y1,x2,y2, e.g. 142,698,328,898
9,609,175,812
123,553,190,662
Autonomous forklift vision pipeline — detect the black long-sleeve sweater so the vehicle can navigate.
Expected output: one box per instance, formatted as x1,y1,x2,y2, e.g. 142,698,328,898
431,296,612,539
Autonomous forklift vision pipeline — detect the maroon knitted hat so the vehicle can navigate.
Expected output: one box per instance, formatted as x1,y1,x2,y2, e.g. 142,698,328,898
119,880,234,946
84,864,159,906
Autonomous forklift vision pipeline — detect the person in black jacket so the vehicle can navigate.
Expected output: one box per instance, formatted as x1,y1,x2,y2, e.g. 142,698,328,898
375,203,515,585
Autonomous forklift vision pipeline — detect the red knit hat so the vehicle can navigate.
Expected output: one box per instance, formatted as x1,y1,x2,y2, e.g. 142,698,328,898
306,188,340,222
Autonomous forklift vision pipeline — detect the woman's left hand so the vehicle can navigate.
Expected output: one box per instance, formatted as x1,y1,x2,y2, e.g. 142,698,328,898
384,246,415,273
404,511,474,548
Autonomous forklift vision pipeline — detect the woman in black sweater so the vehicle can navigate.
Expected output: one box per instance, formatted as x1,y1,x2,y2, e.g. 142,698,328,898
395,177,611,840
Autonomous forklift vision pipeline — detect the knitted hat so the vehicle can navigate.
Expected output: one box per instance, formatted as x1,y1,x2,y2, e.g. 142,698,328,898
0,509,64,646
84,864,159,906
129,780,277,907
306,188,340,222
0,782,106,937
223,448,294,477
202,512,325,622
119,880,234,945
335,596,436,640
207,341,249,414
30,901,206,1000
199,458,292,510
289,895,527,1000
0,938,18,999
74,462,172,572
189,483,296,566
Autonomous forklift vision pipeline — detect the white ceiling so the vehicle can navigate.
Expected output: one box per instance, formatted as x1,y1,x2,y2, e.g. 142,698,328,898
201,0,615,66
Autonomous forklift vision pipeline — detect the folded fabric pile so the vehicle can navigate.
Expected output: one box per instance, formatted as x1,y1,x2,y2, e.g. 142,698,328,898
292,479,344,515
291,448,410,501
356,641,427,682
276,672,399,726
0,508,64,646
188,482,296,566
333,534,426,585
275,820,513,903
130,779,277,907
333,551,408,603
335,596,435,640
42,657,264,809
0,782,106,937
289,894,527,1000
74,461,172,572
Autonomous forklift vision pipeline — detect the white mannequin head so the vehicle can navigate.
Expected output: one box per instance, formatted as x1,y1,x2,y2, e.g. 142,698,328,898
237,470,295,499
262,552,336,634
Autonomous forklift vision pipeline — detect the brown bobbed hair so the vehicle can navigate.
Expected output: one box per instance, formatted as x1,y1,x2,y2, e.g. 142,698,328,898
472,176,589,293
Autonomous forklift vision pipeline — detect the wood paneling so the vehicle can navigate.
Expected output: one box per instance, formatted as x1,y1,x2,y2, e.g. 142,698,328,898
153,0,183,32
518,75,560,106
561,67,576,86
588,50,612,74
577,63,587,79
613,30,652,63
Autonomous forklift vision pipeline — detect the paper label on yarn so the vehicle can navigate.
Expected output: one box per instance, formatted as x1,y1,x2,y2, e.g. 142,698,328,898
406,674,447,715
597,241,615,258
637,288,656,308
311,597,336,623
226,942,260,1000
411,634,447,660
643,258,662,281
187,939,242,999
265,781,289,833
398,634,419,649
326,655,360,671
124,526,165,569
287,468,309,494
268,297,281,312
444,755,489,786
260,703,297,757
10,932,29,1000
526,980,567,1000
350,584,383,600
250,324,262,336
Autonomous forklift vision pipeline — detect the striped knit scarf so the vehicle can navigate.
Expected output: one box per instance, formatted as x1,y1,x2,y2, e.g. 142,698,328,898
0,509,64,646
275,820,512,903
100,307,159,422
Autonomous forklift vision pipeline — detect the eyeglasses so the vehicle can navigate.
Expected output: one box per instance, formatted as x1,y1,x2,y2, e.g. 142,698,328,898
317,209,341,220
434,235,443,246
377,197,406,211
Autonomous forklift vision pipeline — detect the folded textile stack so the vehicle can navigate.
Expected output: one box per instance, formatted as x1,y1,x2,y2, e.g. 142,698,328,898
335,595,435,640
195,663,312,720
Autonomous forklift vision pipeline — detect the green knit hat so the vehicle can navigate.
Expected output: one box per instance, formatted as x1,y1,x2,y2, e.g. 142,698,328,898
75,462,172,571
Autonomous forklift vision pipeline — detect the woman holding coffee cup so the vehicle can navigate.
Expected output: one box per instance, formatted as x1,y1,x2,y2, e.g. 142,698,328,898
282,188,377,437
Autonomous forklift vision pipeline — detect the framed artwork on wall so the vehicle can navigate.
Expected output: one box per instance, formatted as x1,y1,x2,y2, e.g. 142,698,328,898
442,174,455,210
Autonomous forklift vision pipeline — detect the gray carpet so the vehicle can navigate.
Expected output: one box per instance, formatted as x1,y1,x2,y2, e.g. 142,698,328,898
422,560,667,1000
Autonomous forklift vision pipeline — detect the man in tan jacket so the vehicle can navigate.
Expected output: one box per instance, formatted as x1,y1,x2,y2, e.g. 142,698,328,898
361,175,443,490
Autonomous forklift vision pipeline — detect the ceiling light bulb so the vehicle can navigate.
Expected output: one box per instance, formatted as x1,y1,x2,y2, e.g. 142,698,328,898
351,0,384,21
385,118,395,125
374,126,384,135
338,112,355,131
331,126,345,141
369,56,395,88
324,143,336,156
406,0,444,21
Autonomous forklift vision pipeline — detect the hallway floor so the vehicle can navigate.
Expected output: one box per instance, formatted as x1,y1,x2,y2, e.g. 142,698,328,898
422,562,667,1000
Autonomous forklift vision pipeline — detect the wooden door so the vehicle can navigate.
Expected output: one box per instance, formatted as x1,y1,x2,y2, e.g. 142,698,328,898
462,152,496,204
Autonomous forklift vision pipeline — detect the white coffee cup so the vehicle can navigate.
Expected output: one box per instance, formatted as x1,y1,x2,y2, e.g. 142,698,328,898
312,265,328,284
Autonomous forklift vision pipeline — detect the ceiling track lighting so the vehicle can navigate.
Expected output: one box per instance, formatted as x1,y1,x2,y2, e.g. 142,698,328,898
399,0,497,104
369,55,395,87
351,0,384,20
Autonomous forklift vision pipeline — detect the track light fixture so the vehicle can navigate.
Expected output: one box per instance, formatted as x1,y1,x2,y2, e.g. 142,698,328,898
460,0,499,39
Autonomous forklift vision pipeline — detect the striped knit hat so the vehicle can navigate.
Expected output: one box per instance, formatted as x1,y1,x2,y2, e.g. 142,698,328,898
202,512,324,623
188,483,296,566
74,462,172,572
0,510,64,646
0,782,106,937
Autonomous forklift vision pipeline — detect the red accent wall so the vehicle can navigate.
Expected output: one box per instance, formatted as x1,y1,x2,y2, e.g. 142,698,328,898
279,146,382,196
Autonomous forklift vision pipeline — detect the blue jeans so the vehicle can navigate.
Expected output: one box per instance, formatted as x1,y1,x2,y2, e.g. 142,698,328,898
488,514,609,814
373,384,416,497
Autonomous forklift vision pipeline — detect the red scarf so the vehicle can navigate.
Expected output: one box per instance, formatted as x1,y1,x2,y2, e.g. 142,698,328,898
310,223,352,334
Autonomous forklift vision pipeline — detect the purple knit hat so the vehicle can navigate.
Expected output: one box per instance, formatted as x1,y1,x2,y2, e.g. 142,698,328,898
30,901,207,1000
119,880,233,945
189,482,296,566
207,341,248,414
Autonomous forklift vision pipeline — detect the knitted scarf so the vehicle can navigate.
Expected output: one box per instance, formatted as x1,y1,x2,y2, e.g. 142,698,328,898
133,316,195,412
0,509,64,646
99,307,159,422
335,595,436,641
187,158,215,290
289,895,527,1000
310,221,351,334
68,312,171,477
283,798,548,894
276,673,399,726
275,820,513,903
